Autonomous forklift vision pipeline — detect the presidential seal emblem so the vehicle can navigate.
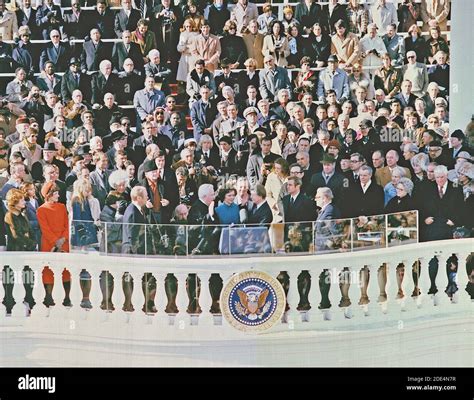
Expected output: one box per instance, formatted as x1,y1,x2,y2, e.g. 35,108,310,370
221,271,286,333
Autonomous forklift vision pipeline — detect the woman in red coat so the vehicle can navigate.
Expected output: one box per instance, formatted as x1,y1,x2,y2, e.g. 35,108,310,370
37,182,70,252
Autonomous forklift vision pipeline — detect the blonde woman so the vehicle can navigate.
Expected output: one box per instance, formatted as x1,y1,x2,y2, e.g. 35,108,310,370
176,18,199,82
70,179,100,249
265,158,289,223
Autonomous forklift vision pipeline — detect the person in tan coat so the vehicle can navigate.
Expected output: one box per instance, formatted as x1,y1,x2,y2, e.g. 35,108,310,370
262,21,290,68
420,0,450,32
242,19,264,68
230,0,258,35
0,0,18,41
375,149,412,187
192,22,221,73
330,19,360,70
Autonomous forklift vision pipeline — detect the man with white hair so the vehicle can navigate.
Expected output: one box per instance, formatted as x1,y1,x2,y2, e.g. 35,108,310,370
188,183,220,254
422,81,441,115
359,23,387,76
133,76,166,128
39,29,70,72
421,164,464,241
345,164,384,217
259,55,292,101
428,50,449,93
375,149,412,187
92,60,118,105
402,51,429,97
144,49,171,95
315,187,341,221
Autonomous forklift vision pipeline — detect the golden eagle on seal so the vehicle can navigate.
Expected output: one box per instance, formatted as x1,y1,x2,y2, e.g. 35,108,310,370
235,289,270,320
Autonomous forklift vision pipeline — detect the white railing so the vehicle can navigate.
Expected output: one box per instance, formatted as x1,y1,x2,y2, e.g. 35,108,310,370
0,238,472,340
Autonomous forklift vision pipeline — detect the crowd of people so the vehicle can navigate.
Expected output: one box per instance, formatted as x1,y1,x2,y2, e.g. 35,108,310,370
0,0,472,256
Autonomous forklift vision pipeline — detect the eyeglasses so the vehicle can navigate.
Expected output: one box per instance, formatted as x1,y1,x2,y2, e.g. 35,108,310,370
122,122,130,126
156,112,164,115
407,56,415,59
51,35,60,38
21,34,30,37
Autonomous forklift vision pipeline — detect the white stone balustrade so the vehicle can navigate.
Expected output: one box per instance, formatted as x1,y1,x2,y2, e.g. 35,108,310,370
0,239,472,341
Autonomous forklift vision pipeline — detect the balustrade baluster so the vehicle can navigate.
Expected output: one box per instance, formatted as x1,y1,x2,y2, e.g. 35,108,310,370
358,265,371,316
175,273,190,328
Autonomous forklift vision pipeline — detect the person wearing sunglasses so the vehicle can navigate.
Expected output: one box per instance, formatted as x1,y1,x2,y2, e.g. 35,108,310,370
39,29,70,73
401,50,429,98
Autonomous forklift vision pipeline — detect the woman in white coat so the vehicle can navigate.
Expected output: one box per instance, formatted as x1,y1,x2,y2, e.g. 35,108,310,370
176,18,199,83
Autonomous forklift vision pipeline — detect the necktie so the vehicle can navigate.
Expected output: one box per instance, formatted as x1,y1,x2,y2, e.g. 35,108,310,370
325,175,329,184
150,181,161,211
438,186,443,199
290,197,295,205
140,0,146,18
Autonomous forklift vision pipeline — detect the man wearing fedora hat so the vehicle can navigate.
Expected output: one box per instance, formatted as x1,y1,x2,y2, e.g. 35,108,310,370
309,153,345,205
60,57,92,103
12,26,38,78
449,129,472,160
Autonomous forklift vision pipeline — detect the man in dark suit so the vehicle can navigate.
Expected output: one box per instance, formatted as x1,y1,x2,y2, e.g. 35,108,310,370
281,175,317,252
144,49,171,95
190,85,217,142
299,92,318,121
91,60,118,105
39,30,70,73
116,59,144,105
309,153,346,205
218,136,240,176
63,0,89,41
294,0,324,33
269,89,291,123
374,89,391,111
248,184,273,225
90,152,111,208
188,183,219,255
421,165,464,242
35,0,64,39
344,165,384,218
428,50,449,93
281,175,317,223
16,0,40,40
314,186,342,252
81,28,111,72
87,0,116,39
122,185,149,254
394,79,418,110
150,0,182,66
111,30,144,73
114,0,141,38
321,2,348,34
12,26,39,77
60,57,92,103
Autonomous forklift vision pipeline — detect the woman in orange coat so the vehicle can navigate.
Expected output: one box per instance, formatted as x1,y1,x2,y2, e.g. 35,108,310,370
37,182,69,252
